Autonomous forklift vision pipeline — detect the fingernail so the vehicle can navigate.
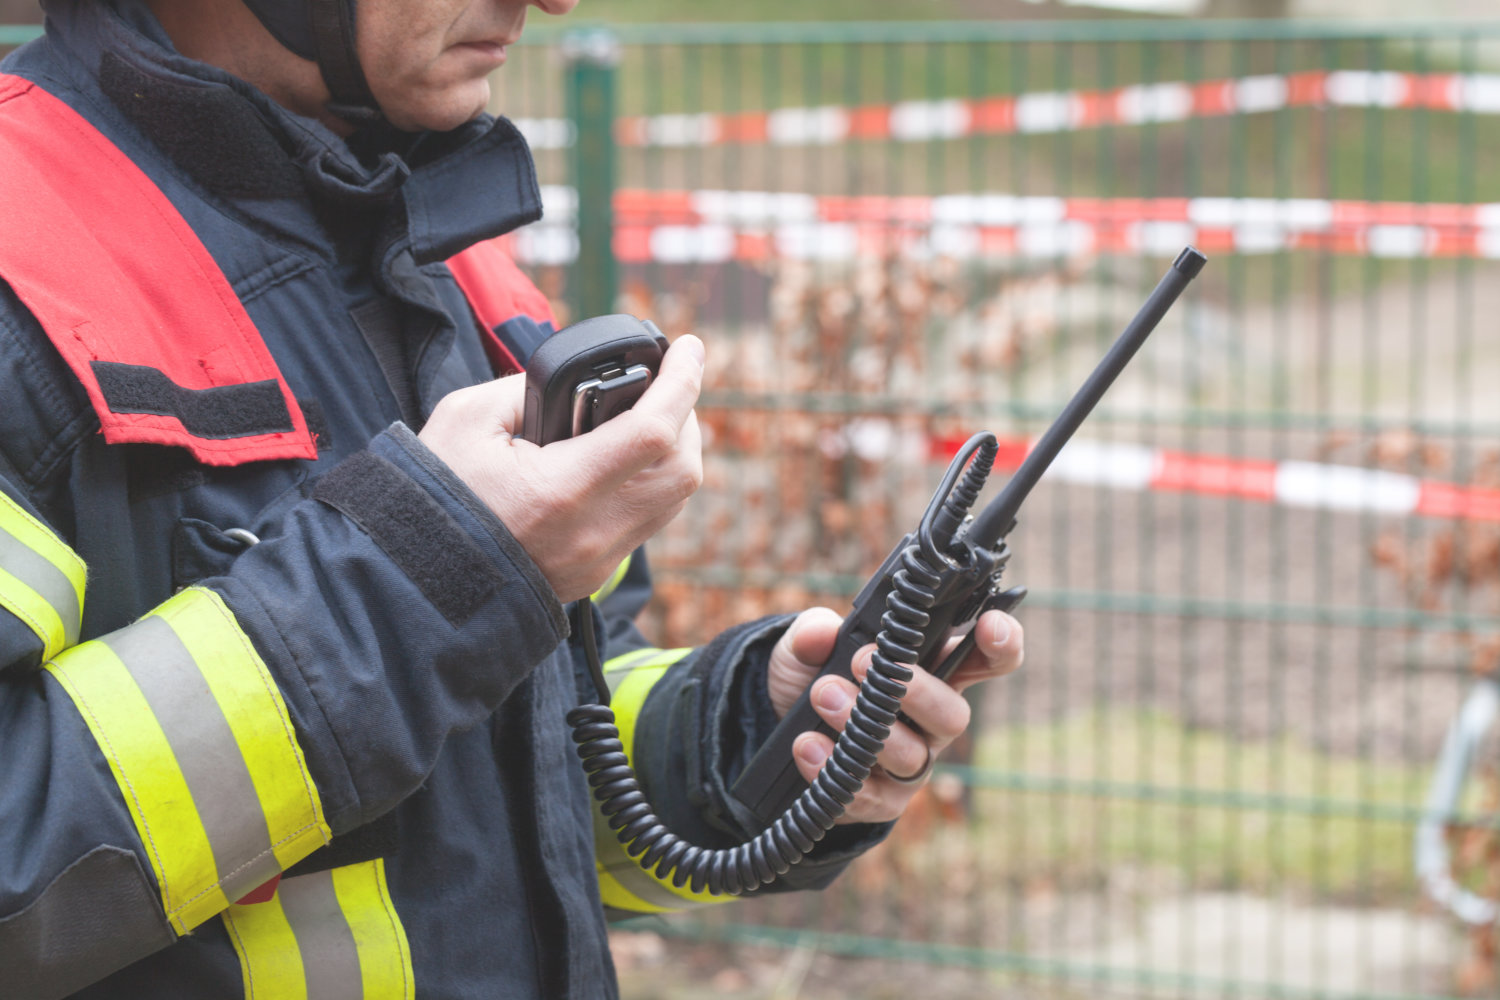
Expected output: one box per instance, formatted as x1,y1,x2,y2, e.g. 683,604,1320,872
680,335,705,369
989,614,1013,651
818,683,849,714
798,740,830,768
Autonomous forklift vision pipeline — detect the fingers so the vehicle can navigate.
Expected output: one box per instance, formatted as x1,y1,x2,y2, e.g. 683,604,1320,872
944,610,1024,692
417,335,706,604
805,655,968,765
419,371,528,448
586,335,705,474
786,614,1024,824
764,607,843,718
790,725,929,825
645,334,707,433
484,371,528,443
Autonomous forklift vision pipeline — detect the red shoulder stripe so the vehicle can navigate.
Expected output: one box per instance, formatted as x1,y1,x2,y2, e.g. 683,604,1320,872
447,236,557,376
0,74,315,466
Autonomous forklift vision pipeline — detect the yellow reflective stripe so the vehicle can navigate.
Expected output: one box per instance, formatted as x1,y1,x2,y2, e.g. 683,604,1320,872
597,866,676,914
604,647,661,674
0,563,68,660
224,890,306,999
333,860,414,999
166,590,328,872
223,860,413,1000
0,490,84,658
591,553,632,604
609,648,691,769
592,646,729,912
45,587,330,934
599,645,664,698
592,804,693,914
45,636,226,930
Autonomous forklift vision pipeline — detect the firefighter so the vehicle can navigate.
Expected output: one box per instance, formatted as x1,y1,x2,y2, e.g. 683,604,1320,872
0,1,1024,997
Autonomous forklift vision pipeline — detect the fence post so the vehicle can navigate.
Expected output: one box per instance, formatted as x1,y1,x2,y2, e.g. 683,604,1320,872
562,28,620,323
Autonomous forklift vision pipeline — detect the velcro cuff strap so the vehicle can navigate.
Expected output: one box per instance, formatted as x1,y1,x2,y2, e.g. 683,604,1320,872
313,452,507,626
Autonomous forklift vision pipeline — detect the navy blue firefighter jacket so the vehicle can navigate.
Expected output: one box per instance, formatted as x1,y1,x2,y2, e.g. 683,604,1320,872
0,2,880,997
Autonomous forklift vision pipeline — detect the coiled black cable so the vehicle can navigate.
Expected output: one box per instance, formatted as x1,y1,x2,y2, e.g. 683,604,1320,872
568,434,1000,896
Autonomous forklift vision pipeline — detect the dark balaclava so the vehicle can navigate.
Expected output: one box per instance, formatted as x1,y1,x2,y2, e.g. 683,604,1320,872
239,0,378,122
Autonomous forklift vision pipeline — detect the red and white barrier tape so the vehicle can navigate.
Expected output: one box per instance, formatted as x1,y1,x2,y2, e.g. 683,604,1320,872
512,70,1500,150
509,186,1500,264
919,433,1500,522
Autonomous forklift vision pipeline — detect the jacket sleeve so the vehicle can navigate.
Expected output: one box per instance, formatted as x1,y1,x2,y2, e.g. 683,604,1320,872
0,424,568,997
583,553,891,916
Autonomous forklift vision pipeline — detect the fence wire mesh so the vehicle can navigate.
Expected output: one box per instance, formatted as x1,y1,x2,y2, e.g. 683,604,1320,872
494,20,1500,1000
9,14,1500,1000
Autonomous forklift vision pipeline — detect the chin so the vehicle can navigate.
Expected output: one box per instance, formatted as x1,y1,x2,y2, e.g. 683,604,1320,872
382,83,491,134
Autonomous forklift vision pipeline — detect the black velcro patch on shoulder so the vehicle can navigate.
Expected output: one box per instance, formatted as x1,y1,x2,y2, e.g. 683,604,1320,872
313,451,506,626
100,51,306,201
92,361,293,439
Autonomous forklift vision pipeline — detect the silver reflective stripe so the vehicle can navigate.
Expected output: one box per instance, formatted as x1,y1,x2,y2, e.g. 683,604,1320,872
592,803,695,912
278,870,364,1000
603,647,663,696
0,524,80,647
102,616,280,901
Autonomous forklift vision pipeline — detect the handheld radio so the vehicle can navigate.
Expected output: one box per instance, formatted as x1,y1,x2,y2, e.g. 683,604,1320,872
525,247,1207,897
521,314,669,444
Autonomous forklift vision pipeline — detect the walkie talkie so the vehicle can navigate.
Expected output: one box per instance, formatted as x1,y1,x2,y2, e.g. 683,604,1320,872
521,314,669,446
732,247,1206,824
555,249,1207,897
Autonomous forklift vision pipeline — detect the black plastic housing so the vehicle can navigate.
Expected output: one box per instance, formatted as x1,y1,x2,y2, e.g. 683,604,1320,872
521,315,669,446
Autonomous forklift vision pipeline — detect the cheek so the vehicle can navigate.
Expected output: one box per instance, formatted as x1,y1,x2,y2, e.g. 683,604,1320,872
357,0,457,88
360,44,471,129
356,2,504,130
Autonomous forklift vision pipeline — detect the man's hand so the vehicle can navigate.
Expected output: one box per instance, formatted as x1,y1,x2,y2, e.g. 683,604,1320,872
419,335,705,604
765,606,1023,825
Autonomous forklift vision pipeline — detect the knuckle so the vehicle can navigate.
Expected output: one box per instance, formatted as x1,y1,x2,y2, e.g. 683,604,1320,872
942,697,972,739
895,742,927,777
441,382,487,418
674,460,703,500
627,412,678,456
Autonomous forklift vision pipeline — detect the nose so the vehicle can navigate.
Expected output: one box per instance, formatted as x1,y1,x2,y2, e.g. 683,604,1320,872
532,0,580,13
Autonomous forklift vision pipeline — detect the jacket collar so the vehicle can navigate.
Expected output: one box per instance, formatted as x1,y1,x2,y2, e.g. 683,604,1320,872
36,0,542,264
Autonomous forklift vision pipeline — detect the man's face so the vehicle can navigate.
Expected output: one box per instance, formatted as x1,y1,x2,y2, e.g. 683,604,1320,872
357,0,579,133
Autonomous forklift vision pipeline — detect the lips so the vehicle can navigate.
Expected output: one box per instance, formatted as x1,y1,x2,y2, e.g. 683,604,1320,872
452,40,509,67
458,31,522,52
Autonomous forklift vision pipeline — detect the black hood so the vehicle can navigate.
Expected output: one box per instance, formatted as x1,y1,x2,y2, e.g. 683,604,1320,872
241,0,321,59
242,0,376,121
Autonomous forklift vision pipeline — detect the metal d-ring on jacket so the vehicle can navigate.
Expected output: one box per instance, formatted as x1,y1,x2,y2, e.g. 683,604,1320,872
0,3,881,998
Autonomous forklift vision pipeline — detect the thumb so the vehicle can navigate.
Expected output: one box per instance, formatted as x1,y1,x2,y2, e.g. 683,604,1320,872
766,607,843,718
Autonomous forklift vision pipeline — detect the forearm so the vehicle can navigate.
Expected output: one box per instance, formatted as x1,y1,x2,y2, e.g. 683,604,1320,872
0,423,568,993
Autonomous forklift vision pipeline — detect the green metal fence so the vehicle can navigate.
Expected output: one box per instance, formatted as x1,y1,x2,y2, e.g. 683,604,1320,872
499,19,1500,1000
11,15,1500,999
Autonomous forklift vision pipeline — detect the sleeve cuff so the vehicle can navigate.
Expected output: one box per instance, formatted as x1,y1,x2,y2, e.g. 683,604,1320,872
377,422,567,639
